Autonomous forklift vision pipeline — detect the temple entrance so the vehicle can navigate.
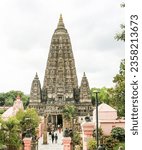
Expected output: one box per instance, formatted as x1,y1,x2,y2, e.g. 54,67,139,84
48,114,63,128
57,114,63,126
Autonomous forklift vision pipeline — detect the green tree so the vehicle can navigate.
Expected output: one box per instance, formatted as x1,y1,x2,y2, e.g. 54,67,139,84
5,98,13,106
87,138,97,150
112,59,125,116
115,3,125,42
0,90,29,108
0,118,5,147
63,104,76,121
1,117,21,150
0,93,5,106
72,131,82,149
104,136,118,150
91,87,111,105
111,127,125,142
16,108,40,138
115,24,125,42
0,108,5,114
113,3,125,116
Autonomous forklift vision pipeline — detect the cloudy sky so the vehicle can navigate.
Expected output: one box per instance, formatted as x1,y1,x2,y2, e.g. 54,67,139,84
0,0,124,94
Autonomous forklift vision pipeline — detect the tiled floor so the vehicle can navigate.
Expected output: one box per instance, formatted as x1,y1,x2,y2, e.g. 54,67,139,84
38,131,63,150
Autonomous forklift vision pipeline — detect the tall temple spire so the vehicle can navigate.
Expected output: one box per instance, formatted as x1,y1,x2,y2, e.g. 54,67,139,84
29,15,93,121
57,14,65,29
43,14,78,102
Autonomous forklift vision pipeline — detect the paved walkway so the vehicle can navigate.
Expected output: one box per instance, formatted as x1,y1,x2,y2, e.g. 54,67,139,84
38,131,63,150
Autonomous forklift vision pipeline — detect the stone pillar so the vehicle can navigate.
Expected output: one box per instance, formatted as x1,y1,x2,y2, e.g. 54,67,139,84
62,137,72,150
43,114,48,144
51,115,53,124
56,115,58,127
37,122,42,138
81,122,95,150
23,137,32,150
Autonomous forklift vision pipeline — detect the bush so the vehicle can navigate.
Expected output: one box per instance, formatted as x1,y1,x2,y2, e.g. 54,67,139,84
0,117,22,150
87,138,97,150
114,142,125,150
104,136,119,150
16,108,40,138
111,127,125,142
0,109,5,114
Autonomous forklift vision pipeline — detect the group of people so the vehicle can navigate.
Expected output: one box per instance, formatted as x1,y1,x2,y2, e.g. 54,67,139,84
49,131,58,144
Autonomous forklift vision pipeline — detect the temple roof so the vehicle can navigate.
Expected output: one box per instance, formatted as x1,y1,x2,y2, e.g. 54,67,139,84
98,103,116,112
1,96,24,120
1,107,14,120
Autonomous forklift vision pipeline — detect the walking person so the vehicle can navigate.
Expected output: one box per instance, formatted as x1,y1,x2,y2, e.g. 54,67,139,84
51,132,54,143
55,133,58,143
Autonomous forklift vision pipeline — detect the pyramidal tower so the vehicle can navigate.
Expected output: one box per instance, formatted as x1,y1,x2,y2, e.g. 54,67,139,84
29,15,92,124
80,72,91,103
42,14,78,102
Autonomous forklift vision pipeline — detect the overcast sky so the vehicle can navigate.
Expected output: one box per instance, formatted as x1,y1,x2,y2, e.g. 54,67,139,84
0,0,124,94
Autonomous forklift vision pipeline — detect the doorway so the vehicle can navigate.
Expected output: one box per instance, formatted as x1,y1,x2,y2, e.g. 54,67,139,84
57,115,63,127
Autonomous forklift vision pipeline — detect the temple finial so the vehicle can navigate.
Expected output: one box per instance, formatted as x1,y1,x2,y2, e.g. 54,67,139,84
57,14,65,29
83,72,86,77
35,72,39,79
16,95,21,100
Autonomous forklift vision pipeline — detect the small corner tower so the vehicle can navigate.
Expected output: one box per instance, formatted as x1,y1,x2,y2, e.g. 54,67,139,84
29,73,42,103
80,72,91,103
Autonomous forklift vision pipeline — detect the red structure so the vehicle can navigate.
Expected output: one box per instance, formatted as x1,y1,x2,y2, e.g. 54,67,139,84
81,122,95,150
62,137,72,150
23,137,32,150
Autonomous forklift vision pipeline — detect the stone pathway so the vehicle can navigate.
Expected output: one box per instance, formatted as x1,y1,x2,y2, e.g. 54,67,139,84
38,131,63,150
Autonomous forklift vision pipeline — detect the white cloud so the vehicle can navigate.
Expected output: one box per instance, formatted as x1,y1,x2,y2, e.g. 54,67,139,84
0,0,124,93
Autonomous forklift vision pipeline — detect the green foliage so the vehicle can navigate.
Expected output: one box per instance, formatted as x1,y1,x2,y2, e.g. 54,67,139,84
0,93,5,106
115,24,125,42
111,127,125,142
0,108,40,149
0,117,21,150
112,59,125,116
92,128,103,140
115,3,125,42
0,109,5,114
63,104,76,121
5,98,14,106
0,118,5,145
103,136,119,150
91,60,125,117
16,108,40,138
87,138,97,150
72,131,82,149
114,142,125,150
91,87,111,105
0,90,29,108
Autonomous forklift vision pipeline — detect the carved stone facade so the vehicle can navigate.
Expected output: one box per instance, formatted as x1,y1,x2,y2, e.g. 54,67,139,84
29,15,93,126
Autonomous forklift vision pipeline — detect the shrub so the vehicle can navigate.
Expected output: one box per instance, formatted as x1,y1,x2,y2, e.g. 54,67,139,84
104,136,119,150
87,138,97,150
111,127,125,142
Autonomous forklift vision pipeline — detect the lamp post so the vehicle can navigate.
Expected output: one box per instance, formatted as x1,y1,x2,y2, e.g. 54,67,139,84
93,90,100,149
